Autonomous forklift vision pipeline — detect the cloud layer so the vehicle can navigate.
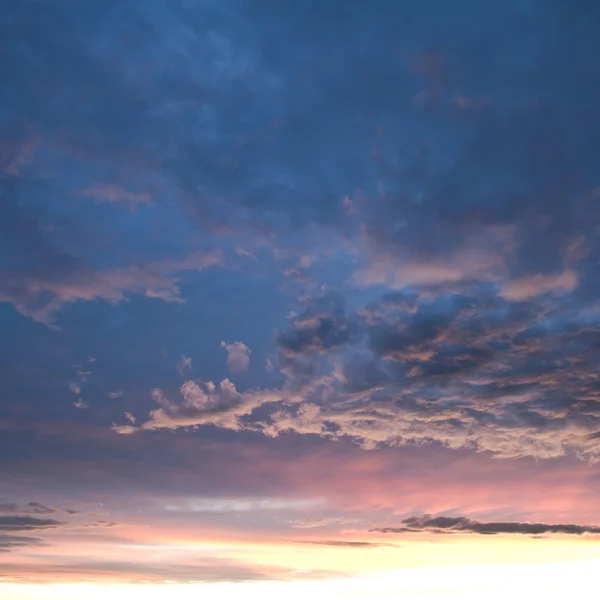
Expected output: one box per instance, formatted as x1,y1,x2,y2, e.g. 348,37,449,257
119,285,600,462
3,0,600,588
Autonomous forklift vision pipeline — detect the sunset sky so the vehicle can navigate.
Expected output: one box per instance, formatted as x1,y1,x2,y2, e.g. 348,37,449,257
2,1,600,597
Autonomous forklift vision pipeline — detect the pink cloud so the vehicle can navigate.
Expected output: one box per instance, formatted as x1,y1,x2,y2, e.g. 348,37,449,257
500,269,578,301
221,341,252,373
114,379,284,433
354,226,515,290
0,250,222,327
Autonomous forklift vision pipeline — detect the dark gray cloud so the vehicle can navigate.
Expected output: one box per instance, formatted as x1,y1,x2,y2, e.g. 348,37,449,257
0,516,65,531
372,515,600,536
0,534,44,552
0,501,57,515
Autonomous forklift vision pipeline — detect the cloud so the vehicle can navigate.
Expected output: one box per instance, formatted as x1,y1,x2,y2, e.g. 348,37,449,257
288,517,357,529
452,94,490,111
500,270,578,301
221,341,251,373
0,137,39,176
74,184,152,210
0,557,327,585
0,516,65,531
372,515,600,537
177,355,193,376
0,251,222,327
0,534,44,552
2,2,600,591
165,497,325,513
4,0,600,499
0,502,57,515
107,389,123,399
265,403,328,438
226,282,600,461
114,379,286,433
23,502,57,516
117,282,600,463
354,234,512,291
84,520,118,528
298,540,394,548
111,424,138,435
277,293,356,360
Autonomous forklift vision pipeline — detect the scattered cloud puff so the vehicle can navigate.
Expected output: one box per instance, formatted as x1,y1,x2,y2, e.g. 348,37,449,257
177,355,193,376
108,389,123,399
221,341,251,373
69,366,91,407
76,370,92,381
372,515,600,537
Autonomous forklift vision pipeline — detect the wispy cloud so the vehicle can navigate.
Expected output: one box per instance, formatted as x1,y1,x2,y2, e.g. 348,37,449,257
1,251,222,327
177,355,193,376
165,497,325,513
74,184,152,210
298,540,394,548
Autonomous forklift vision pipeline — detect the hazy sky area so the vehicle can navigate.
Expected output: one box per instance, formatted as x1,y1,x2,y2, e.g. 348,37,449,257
2,1,600,597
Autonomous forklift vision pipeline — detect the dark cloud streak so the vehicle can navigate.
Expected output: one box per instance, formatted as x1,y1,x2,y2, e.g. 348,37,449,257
372,515,600,537
0,516,65,532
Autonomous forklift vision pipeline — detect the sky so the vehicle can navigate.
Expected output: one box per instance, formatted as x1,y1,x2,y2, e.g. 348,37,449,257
2,0,600,597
